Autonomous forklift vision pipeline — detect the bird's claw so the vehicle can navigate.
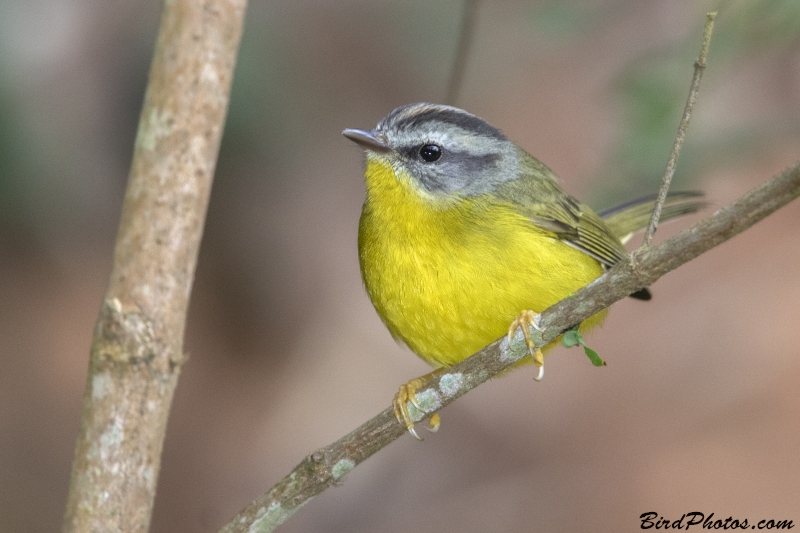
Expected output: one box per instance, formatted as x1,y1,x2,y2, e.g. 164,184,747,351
508,310,545,380
393,374,442,440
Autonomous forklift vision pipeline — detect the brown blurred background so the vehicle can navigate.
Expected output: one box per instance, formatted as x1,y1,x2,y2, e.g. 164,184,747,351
1,1,799,531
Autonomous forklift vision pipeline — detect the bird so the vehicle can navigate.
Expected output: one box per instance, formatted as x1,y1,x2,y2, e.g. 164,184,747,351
343,103,703,438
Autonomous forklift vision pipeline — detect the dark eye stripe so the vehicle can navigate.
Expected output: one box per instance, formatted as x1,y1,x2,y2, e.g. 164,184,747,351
405,149,502,193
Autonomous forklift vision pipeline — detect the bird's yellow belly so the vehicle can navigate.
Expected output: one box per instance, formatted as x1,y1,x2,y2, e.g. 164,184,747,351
358,160,606,368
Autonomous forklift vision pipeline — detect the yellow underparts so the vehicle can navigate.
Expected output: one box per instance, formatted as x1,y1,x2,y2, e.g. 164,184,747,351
358,157,606,369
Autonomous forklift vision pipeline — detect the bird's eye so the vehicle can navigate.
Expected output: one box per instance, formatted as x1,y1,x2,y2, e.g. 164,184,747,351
418,144,442,162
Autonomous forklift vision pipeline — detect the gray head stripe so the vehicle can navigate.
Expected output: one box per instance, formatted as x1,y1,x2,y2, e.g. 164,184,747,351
381,104,507,141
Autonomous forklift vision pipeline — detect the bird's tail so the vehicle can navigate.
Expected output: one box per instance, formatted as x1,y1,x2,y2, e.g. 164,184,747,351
599,191,707,243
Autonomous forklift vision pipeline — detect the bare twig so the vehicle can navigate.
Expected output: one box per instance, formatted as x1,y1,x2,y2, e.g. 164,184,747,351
63,2,247,532
219,161,800,533
641,11,716,247
445,0,480,105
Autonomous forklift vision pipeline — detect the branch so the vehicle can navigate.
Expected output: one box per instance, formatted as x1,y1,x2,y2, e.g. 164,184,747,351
642,11,716,247
445,0,480,105
219,161,800,533
63,2,247,532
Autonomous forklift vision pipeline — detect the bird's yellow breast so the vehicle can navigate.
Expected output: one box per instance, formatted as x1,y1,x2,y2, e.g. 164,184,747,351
358,157,605,368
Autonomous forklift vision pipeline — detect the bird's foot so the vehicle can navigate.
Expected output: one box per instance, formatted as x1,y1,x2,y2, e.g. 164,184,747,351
508,310,545,381
393,370,444,440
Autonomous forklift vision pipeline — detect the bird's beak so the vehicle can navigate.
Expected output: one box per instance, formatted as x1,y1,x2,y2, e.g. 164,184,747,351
342,128,390,153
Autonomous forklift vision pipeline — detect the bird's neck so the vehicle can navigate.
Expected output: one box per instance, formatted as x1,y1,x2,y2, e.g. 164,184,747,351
360,157,466,239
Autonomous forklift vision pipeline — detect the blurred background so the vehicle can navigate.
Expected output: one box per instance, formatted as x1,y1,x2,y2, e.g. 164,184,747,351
1,0,800,531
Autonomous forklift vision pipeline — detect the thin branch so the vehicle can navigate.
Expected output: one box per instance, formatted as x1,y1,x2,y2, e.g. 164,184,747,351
219,161,800,533
63,2,247,532
641,11,716,247
445,0,480,105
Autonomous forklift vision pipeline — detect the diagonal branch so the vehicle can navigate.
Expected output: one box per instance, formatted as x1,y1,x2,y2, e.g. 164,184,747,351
218,161,800,533
445,0,481,106
63,2,247,532
641,11,716,247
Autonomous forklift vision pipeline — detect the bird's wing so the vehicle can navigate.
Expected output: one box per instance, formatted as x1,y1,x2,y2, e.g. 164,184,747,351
494,153,628,268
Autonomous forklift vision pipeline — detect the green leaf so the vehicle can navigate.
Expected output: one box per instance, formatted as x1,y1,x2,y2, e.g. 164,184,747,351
582,345,606,367
562,329,605,366
561,329,580,347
